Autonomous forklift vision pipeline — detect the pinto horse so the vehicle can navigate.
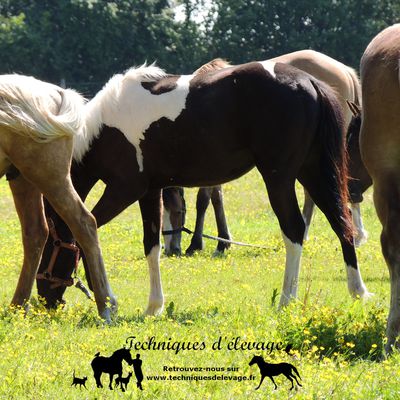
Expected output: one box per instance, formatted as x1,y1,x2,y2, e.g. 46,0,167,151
36,60,370,311
359,24,400,353
0,74,114,319
163,50,368,256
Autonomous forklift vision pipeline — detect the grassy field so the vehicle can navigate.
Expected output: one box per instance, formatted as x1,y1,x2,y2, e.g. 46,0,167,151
0,169,398,399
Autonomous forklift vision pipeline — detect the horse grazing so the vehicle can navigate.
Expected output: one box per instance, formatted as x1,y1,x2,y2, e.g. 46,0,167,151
91,346,134,389
359,24,400,353
249,355,302,390
163,50,368,257
0,74,114,319
36,60,370,310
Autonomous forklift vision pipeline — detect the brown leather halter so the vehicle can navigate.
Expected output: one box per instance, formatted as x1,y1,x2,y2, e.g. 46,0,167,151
36,217,80,288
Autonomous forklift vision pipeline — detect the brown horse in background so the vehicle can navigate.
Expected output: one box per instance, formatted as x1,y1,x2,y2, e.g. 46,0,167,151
0,74,115,319
359,24,400,353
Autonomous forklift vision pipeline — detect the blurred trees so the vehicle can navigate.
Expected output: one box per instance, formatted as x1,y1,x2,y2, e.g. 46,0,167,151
0,0,398,94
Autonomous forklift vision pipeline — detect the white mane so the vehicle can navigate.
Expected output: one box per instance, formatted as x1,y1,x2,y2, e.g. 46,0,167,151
73,64,168,162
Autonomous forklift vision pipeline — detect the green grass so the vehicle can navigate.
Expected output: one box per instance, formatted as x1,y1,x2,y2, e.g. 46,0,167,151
0,170,398,399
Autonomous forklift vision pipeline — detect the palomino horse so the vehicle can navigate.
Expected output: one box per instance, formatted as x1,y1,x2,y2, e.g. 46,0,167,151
163,50,368,257
35,61,370,311
0,74,115,319
359,24,400,352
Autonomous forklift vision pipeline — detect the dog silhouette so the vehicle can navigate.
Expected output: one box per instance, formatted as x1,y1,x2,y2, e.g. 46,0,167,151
115,371,132,392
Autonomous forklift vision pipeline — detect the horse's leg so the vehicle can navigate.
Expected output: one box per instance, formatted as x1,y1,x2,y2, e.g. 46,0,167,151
210,185,231,255
109,373,113,390
302,189,315,241
12,139,115,319
185,187,213,255
81,182,145,290
139,189,164,315
94,372,102,388
372,175,400,352
259,170,305,306
162,188,183,256
269,376,278,390
37,169,98,307
299,171,370,300
9,175,48,306
291,372,302,387
255,375,265,390
284,374,294,390
351,202,368,247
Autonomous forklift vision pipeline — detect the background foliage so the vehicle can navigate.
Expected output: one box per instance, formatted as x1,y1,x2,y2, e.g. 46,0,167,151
0,0,398,95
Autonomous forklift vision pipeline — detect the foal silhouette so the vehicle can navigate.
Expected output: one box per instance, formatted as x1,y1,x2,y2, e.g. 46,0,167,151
91,342,134,390
249,355,302,390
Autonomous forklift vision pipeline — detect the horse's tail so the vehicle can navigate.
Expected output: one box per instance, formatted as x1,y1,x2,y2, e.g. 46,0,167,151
291,365,301,380
310,79,353,243
0,77,86,143
345,66,362,106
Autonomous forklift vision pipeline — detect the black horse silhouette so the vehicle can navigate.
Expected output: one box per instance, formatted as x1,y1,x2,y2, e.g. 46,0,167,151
91,338,134,390
249,355,302,390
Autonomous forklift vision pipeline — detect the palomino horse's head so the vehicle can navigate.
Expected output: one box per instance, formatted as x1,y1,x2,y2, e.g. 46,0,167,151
162,187,186,256
346,101,373,203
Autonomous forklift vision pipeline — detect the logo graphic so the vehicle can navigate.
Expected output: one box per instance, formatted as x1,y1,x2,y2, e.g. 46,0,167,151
71,370,88,389
249,355,302,390
90,336,143,391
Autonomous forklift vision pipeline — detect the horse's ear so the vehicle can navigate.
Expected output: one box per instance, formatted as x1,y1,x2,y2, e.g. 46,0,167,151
346,100,361,117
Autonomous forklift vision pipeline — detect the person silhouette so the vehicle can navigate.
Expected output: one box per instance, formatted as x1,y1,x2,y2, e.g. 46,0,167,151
132,353,144,390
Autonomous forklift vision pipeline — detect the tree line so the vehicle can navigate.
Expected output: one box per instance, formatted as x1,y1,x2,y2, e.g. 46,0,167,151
0,0,398,95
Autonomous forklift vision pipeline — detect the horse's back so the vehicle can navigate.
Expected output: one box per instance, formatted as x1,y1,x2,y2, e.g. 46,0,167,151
272,49,359,125
360,24,400,172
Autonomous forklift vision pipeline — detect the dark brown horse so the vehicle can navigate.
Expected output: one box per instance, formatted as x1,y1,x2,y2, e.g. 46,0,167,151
36,60,370,312
163,51,370,257
359,23,400,353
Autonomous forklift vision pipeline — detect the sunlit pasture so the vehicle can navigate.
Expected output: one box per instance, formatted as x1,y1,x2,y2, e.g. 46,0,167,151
0,169,398,399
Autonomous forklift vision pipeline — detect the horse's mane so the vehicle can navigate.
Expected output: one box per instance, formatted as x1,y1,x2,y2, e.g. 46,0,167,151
194,58,231,75
74,64,167,162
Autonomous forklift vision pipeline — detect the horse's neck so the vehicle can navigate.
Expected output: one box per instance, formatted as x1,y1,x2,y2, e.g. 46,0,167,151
111,349,124,359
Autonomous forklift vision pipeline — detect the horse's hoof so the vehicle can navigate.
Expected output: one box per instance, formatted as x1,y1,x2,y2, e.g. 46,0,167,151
354,230,368,247
145,297,164,316
212,249,226,258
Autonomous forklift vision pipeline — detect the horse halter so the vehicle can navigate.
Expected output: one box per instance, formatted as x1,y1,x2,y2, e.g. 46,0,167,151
162,187,187,236
36,217,80,289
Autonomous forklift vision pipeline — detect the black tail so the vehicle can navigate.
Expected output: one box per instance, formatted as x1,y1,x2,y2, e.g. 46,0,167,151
310,79,353,243
291,365,301,380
